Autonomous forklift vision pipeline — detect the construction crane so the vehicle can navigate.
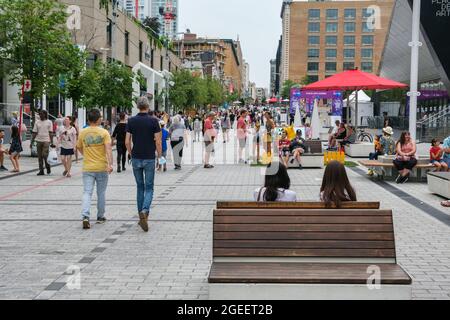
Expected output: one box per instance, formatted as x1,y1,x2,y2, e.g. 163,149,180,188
159,0,177,38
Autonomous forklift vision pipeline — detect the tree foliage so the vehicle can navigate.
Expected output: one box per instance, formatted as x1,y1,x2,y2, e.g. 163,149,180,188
281,79,300,99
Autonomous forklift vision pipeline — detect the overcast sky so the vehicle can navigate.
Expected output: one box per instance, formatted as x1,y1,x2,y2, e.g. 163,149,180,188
178,0,282,89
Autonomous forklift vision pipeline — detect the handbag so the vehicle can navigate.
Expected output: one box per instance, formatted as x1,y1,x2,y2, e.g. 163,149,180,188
47,146,59,165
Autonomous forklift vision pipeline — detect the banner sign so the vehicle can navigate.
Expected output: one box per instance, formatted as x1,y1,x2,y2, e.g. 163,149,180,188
290,89,343,116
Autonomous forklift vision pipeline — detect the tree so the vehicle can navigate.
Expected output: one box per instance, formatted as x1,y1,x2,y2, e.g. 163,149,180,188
281,79,300,99
300,75,314,86
0,0,85,121
206,77,225,106
97,61,135,110
142,17,161,38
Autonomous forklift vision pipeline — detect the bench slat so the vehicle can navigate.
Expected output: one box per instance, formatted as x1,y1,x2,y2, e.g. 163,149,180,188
214,209,391,216
214,216,392,224
214,232,395,241
214,224,394,232
214,240,395,249
209,262,411,284
217,201,380,209
213,248,396,258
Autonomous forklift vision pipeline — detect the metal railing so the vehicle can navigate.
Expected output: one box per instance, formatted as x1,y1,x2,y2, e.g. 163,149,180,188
363,116,409,130
417,106,450,143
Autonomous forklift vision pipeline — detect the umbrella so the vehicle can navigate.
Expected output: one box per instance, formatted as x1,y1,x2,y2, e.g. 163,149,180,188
233,101,242,105
303,69,407,127
268,97,278,104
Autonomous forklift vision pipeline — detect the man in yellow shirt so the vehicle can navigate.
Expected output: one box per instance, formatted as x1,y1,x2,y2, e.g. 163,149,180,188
77,109,113,230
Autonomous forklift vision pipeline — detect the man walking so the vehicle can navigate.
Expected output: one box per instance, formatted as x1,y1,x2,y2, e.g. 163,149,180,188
126,97,162,232
32,110,53,175
77,109,113,230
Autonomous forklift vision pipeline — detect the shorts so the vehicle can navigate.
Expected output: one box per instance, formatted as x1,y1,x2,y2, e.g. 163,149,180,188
393,158,417,171
60,148,74,156
431,159,446,165
238,138,247,149
444,157,450,167
205,141,215,153
279,149,290,157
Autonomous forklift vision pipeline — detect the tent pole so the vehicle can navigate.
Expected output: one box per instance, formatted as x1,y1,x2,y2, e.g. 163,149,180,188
408,0,421,141
355,90,359,129
346,91,350,124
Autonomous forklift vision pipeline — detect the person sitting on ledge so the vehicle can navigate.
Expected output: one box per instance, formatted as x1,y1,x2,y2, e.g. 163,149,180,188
320,160,357,208
254,162,297,202
340,124,356,147
328,122,346,150
393,131,417,184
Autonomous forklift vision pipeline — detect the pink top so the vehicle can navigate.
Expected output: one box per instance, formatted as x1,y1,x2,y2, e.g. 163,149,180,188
400,141,414,154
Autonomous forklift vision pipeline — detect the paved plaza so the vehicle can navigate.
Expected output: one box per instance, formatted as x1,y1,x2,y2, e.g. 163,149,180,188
0,132,449,300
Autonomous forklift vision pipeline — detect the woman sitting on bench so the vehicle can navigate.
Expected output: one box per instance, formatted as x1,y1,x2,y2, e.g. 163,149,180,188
254,162,297,202
393,131,417,184
320,160,357,208
328,122,346,150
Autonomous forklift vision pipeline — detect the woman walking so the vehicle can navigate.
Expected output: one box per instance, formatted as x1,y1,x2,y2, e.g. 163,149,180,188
169,115,186,170
9,125,23,173
264,112,275,156
221,112,231,143
112,112,128,173
59,116,77,177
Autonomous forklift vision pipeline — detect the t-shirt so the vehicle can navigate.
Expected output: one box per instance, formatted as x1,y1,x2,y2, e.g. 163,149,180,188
33,120,53,143
59,126,77,150
203,118,216,142
443,137,450,159
278,139,290,151
430,146,442,160
237,117,247,140
254,188,297,202
77,126,111,172
162,128,169,152
126,113,161,160
112,123,127,145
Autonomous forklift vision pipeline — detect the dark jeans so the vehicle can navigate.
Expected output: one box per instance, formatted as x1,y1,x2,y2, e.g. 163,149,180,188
132,159,156,214
171,139,184,167
393,158,418,171
36,141,50,172
117,143,127,169
369,151,383,160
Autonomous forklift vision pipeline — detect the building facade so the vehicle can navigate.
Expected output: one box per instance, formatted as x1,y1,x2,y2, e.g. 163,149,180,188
119,0,151,21
151,0,179,39
270,59,277,97
280,0,395,84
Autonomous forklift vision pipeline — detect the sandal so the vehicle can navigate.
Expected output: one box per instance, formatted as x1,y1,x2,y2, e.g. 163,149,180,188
441,201,450,208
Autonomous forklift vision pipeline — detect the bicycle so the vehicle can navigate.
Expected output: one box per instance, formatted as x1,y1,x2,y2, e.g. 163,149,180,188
356,127,373,143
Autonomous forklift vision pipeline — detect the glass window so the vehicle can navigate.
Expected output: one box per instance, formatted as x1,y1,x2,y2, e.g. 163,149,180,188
325,36,337,46
308,36,320,45
361,62,373,72
343,62,355,70
344,22,355,33
308,22,320,33
344,49,355,59
362,21,374,33
361,48,373,59
344,35,355,46
326,9,338,20
325,62,337,72
362,35,374,45
308,48,320,59
308,75,319,82
344,8,356,20
362,8,374,19
309,9,320,20
307,62,319,72
326,49,337,58
326,23,338,33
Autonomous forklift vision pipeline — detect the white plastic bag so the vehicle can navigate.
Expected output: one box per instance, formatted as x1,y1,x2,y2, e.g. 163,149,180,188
47,146,59,165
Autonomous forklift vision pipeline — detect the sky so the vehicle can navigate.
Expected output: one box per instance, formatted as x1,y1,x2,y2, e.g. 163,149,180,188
178,0,282,89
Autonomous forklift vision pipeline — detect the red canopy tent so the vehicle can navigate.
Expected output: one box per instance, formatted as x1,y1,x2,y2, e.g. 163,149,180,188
267,97,278,104
303,69,407,127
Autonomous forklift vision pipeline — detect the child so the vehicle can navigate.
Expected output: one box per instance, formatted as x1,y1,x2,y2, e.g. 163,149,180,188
158,121,169,172
252,121,261,163
9,126,23,172
430,138,448,172
278,130,291,168
305,123,312,140
367,135,383,176
0,129,7,171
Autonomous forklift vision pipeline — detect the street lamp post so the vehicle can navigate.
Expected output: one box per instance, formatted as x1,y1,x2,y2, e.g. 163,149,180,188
408,0,422,141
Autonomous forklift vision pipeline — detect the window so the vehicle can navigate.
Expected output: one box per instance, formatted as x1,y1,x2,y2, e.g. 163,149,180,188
326,9,338,20
107,19,112,46
362,8,374,19
307,62,319,72
325,62,337,72
361,62,373,72
139,41,143,62
344,35,355,46
343,62,355,70
344,22,355,33
309,9,320,20
308,36,320,45
326,23,338,33
125,32,129,56
150,49,154,68
362,35,374,45
308,75,319,82
326,49,337,59
362,22,374,33
325,36,337,46
308,22,320,33
361,48,373,59
344,8,356,20
344,48,355,59
160,55,164,70
308,48,320,59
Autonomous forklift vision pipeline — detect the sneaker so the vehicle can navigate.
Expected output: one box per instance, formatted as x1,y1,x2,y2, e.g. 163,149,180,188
138,212,149,232
37,171,45,176
97,217,107,224
46,167,51,175
122,167,126,171
63,170,67,176
298,165,303,170
117,167,121,173
367,169,374,176
395,174,402,184
82,218,90,230
401,176,409,184
0,166,8,171
204,164,214,169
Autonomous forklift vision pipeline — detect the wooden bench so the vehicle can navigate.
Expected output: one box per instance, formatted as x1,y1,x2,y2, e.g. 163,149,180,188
208,205,412,300
359,159,434,181
217,201,380,209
